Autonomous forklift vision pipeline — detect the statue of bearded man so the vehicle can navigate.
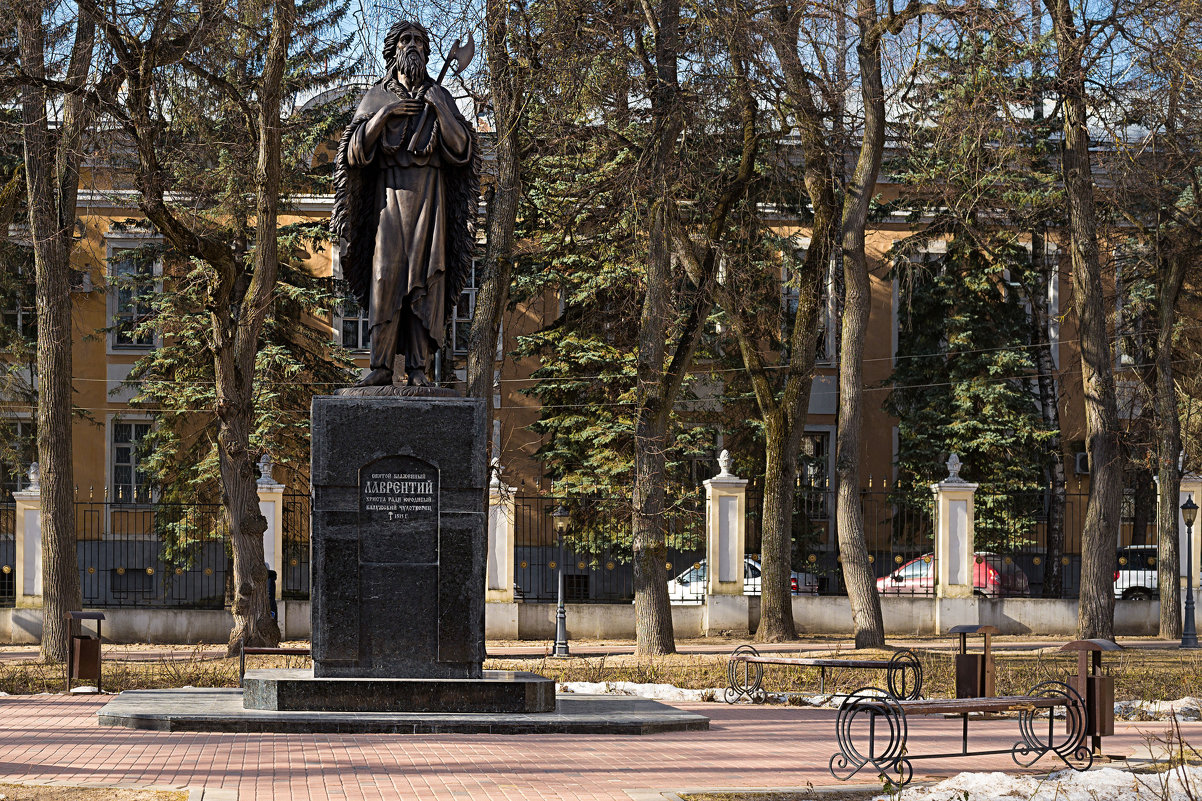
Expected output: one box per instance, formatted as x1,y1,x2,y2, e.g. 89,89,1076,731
331,19,479,389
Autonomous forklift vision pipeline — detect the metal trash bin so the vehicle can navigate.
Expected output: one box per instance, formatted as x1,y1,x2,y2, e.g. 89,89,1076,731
66,611,106,693
1060,638,1120,756
949,624,999,698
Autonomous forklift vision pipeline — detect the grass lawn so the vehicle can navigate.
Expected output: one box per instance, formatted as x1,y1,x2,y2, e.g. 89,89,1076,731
0,638,1198,700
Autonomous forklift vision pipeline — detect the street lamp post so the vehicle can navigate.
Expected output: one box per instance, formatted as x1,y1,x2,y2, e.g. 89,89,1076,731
1182,498,1198,649
552,504,570,656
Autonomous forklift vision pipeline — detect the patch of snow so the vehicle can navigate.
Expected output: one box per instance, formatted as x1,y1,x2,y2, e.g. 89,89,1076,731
877,767,1202,801
556,681,717,702
69,685,99,694
1115,697,1202,722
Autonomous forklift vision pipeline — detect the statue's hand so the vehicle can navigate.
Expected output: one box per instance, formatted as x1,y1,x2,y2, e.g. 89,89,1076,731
423,90,451,116
384,99,424,118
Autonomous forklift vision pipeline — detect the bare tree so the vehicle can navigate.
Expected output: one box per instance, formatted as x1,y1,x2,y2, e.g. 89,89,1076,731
10,0,101,661
1042,0,1121,639
85,0,304,652
710,0,847,642
466,0,532,442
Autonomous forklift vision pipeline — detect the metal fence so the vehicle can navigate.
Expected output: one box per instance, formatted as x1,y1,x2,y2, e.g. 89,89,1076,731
0,503,14,607
75,501,230,608
282,493,311,599
975,489,1157,599
746,487,939,597
513,494,706,603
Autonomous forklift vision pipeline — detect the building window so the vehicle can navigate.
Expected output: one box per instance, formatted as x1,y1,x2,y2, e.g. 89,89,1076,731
452,261,478,355
109,253,156,348
0,420,36,496
1115,245,1151,369
1,278,36,347
798,430,831,521
782,246,834,365
111,421,152,504
333,285,369,351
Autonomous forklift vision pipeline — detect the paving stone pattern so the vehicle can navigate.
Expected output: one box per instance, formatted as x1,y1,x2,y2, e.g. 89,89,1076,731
0,695,1195,800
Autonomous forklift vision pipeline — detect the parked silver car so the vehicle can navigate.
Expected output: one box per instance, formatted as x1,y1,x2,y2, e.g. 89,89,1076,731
667,557,819,603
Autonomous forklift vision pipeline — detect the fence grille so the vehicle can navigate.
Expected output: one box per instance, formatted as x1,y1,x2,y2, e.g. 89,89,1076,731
0,503,13,607
282,493,310,599
746,487,938,597
75,501,230,608
977,489,1157,599
513,494,706,603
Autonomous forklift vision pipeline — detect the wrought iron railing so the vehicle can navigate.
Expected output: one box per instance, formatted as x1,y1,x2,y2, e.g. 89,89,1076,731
746,487,937,597
0,502,14,607
75,501,230,608
512,493,706,603
281,493,311,599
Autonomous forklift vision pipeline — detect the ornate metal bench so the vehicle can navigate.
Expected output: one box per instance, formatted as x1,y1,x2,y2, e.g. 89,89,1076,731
725,644,923,703
828,681,1092,786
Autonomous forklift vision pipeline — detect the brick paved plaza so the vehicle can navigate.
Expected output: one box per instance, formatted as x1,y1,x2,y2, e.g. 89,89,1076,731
0,694,1192,800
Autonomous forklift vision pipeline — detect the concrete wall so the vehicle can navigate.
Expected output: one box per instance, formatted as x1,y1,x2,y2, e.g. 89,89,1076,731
0,600,312,644
490,595,1179,640
0,595,1178,644
509,602,705,640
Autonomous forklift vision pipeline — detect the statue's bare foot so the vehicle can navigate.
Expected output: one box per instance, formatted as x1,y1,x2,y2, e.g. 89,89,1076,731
406,369,434,387
354,368,393,387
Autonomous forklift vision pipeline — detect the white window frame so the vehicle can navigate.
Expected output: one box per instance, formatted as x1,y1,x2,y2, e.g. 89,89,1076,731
1,269,35,344
105,238,163,354
782,237,837,366
1114,245,1148,370
802,424,837,546
452,260,479,356
331,285,370,352
106,414,155,507
0,416,36,496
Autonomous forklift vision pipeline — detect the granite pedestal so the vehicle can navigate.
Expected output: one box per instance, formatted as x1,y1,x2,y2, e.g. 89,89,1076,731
310,395,487,681
242,668,555,713
99,690,711,734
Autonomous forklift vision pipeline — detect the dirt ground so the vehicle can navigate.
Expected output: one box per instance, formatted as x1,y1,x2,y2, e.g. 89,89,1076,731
0,785,186,801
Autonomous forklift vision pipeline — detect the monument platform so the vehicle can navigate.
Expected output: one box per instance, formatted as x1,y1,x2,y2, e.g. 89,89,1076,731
242,668,555,713
97,689,711,734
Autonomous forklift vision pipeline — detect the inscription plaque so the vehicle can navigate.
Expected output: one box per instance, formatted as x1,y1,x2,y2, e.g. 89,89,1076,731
359,455,439,565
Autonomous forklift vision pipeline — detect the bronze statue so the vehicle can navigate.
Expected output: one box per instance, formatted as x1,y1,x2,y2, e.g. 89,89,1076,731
331,20,479,388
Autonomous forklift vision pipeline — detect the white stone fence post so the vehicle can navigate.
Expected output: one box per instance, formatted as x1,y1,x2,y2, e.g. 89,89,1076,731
931,454,978,599
13,463,42,605
703,450,749,635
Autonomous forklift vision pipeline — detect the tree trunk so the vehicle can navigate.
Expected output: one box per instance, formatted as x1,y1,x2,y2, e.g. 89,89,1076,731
753,8,843,641
1156,251,1187,638
1045,0,1120,639
466,0,523,442
757,414,797,640
225,0,293,655
16,4,92,662
834,20,888,649
632,201,676,656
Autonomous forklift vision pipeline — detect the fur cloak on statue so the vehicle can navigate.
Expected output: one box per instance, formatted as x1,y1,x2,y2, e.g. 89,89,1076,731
329,77,479,349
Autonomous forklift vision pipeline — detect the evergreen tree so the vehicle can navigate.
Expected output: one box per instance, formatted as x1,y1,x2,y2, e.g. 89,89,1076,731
886,9,1062,569
886,237,1054,550
87,0,359,650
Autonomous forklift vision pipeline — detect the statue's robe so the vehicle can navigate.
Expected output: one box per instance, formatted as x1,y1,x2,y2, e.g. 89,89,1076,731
338,78,474,368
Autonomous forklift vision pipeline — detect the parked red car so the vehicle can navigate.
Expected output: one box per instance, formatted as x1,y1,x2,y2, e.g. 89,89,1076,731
876,552,1030,597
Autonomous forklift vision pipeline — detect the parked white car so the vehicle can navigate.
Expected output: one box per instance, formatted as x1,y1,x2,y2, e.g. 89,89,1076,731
667,557,819,603
1115,544,1158,600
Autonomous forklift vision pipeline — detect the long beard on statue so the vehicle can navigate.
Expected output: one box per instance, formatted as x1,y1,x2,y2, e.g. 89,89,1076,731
401,48,427,87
